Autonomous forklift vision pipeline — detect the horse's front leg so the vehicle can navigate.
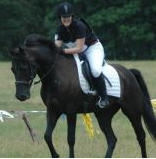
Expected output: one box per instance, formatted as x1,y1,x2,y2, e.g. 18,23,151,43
44,107,61,158
67,114,77,158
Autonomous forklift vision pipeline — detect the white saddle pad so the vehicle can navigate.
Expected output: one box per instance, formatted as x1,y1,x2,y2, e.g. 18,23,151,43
73,54,121,98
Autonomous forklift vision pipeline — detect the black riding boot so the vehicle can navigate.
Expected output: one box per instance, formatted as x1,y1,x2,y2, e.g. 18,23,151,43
93,73,109,108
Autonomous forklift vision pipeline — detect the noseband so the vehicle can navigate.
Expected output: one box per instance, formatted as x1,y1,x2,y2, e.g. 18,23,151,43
14,60,36,86
15,80,32,86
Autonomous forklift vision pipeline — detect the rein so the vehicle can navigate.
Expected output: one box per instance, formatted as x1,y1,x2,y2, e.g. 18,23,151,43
34,52,59,85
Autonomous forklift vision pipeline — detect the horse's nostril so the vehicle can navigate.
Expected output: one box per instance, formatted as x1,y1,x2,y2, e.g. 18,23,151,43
16,94,29,101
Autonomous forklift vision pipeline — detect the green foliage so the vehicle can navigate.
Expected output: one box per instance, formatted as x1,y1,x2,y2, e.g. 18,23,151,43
0,0,156,60
0,0,49,59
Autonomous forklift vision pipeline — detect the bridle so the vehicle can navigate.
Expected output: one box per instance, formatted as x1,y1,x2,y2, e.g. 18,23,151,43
14,52,59,86
15,80,32,85
15,61,36,86
33,56,57,85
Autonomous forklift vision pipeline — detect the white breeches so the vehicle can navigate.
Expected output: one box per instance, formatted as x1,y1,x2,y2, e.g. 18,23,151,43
64,41,105,78
84,41,105,78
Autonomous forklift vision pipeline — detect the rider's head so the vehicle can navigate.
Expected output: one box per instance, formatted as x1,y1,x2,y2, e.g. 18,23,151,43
57,2,73,27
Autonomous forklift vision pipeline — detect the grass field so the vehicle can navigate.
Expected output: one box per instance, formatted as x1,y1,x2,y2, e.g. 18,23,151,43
0,61,156,158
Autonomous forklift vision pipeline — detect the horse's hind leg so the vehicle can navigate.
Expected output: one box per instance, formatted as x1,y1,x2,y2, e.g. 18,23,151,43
44,107,61,158
94,107,119,158
131,117,147,157
66,114,77,158
121,108,147,158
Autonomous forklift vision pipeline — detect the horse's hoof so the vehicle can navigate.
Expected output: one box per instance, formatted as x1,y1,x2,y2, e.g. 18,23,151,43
52,153,59,158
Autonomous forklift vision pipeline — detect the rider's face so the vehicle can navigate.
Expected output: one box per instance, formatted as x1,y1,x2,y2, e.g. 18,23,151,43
61,16,72,27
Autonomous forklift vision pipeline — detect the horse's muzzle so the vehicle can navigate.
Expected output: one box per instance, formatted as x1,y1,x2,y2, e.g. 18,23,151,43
15,83,30,101
16,93,30,101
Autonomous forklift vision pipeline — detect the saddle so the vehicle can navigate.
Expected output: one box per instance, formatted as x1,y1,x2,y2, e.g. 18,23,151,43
73,53,121,97
78,53,112,90
78,53,94,90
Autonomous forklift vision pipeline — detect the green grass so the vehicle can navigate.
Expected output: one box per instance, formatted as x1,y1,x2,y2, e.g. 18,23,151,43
0,61,156,158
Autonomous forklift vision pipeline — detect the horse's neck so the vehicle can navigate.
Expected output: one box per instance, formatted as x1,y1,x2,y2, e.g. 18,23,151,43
36,54,55,85
37,53,76,87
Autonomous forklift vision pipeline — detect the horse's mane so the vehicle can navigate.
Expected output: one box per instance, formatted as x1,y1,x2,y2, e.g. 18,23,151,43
24,33,58,50
24,33,72,58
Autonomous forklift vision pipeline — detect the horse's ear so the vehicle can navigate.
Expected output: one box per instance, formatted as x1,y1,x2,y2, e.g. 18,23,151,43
10,46,26,58
19,46,24,53
10,47,20,57
18,46,28,58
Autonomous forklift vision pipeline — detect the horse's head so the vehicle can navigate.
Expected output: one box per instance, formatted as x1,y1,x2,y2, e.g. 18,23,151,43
11,34,60,101
10,46,37,101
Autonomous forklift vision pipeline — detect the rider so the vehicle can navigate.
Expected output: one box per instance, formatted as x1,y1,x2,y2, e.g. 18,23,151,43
54,2,109,108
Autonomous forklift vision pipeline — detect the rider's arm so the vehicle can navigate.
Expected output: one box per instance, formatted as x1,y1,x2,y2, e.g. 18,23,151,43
64,20,86,54
64,38,85,54
54,27,63,47
55,40,63,47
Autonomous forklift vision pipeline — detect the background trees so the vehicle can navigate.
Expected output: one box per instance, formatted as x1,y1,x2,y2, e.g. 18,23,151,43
0,0,155,60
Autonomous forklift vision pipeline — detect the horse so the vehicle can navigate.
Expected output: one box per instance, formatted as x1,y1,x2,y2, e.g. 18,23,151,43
10,34,156,158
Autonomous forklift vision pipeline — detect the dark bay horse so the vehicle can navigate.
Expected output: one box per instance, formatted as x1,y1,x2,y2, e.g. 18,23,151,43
10,34,156,158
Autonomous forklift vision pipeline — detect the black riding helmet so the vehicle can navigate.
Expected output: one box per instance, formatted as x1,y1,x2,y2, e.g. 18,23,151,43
57,2,73,18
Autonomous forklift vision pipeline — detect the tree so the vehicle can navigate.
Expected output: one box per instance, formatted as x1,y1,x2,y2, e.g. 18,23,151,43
0,0,155,60
0,0,48,59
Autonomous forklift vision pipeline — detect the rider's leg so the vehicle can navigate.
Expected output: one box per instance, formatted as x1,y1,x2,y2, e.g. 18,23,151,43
85,42,109,108
92,73,109,108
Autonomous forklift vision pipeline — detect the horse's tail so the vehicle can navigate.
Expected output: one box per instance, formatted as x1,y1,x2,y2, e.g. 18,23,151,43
130,68,156,140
